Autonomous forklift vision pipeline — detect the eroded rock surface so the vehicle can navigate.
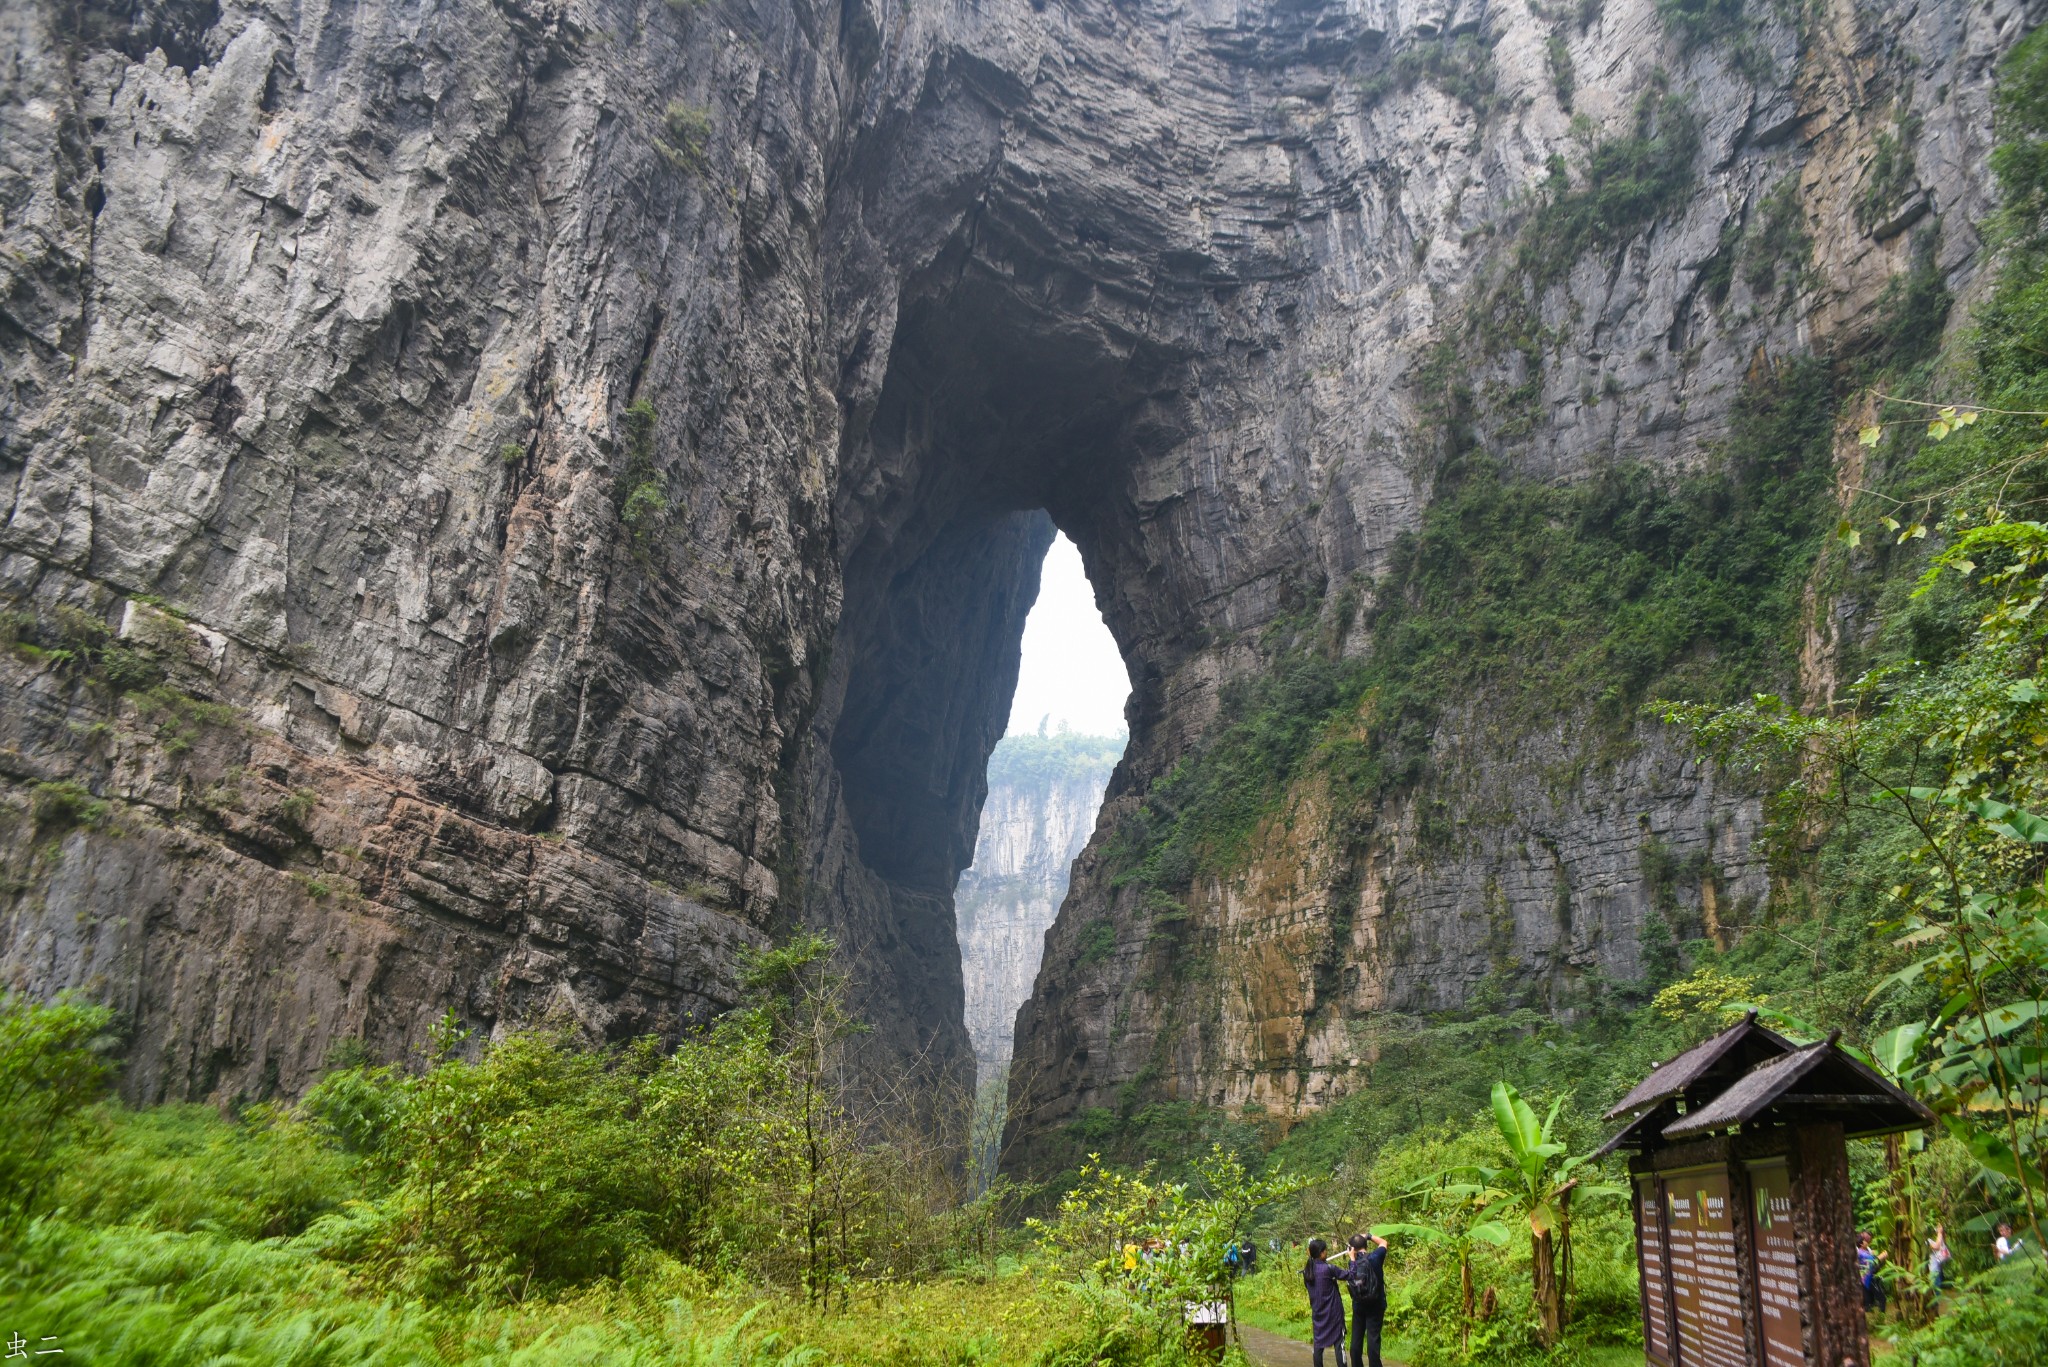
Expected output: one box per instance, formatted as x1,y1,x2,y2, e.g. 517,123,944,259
956,734,1120,1083
0,0,2037,1126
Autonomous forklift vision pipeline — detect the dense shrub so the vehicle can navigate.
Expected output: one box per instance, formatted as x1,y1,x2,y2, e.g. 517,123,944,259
53,1104,358,1240
0,993,115,1220
1894,1261,2048,1365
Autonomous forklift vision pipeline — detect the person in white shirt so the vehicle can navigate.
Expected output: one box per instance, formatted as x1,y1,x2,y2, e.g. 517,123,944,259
1927,1223,1951,1295
1994,1222,2023,1261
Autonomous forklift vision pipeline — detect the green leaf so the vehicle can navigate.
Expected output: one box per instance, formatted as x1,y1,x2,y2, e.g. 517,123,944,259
2010,680,2042,703
1870,1021,1929,1080
1468,1222,1514,1247
1965,797,2048,844
1859,425,1883,447
1866,958,1933,1004
1372,1221,1450,1246
1952,999,2046,1045
1928,419,1951,440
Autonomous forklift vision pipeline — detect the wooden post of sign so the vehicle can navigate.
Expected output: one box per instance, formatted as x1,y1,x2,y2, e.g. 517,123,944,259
1634,1174,1677,1364
1789,1122,1869,1367
1729,1161,1763,1353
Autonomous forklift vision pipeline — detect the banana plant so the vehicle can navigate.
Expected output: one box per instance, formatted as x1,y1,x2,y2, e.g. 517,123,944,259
1382,1171,1514,1358
1486,1081,1623,1348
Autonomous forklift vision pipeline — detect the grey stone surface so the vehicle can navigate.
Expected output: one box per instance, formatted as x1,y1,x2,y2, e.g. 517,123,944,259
0,0,2036,1127
956,736,1118,1083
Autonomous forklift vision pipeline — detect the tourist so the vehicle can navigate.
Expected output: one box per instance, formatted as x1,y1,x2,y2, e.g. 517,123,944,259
1343,1231,1389,1367
1302,1238,1348,1367
1927,1223,1950,1297
1856,1231,1886,1311
1994,1222,2024,1261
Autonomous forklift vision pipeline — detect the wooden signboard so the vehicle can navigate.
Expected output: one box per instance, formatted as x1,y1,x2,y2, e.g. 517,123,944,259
1634,1175,1675,1365
1606,1022,1933,1367
1665,1166,1749,1367
1746,1158,1807,1367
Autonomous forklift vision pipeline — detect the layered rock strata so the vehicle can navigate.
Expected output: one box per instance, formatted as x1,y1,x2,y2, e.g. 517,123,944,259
0,0,2035,1130
956,734,1121,1084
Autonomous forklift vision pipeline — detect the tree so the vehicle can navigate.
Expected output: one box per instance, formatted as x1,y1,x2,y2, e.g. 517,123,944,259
1484,1081,1618,1348
1030,1146,1306,1356
1379,1173,1514,1357
0,993,116,1222
1664,515,2048,1242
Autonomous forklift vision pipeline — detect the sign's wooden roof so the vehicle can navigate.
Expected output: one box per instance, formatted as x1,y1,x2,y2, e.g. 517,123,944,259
1660,1034,1935,1141
1600,1012,1797,1122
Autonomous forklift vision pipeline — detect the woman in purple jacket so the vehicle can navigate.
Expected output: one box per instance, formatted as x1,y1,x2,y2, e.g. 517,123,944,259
1302,1238,1347,1367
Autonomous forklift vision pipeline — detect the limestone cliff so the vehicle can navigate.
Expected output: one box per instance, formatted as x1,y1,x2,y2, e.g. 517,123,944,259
0,0,2037,1131
956,733,1120,1082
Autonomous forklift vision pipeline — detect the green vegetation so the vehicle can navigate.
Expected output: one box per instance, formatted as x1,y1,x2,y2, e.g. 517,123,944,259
0,598,241,784
1028,1148,1305,1357
0,995,114,1222
1742,175,1815,304
0,965,1204,1367
1076,916,1120,968
1089,34,2048,1366
1651,0,1775,80
1856,108,1925,233
985,731,1126,792
615,398,670,547
1105,353,1833,893
1358,33,1501,116
1473,90,1699,389
9,22,2048,1367
28,780,108,833
1513,92,1699,299
2,603,166,695
660,102,714,174
1653,0,1744,52
1545,32,1575,110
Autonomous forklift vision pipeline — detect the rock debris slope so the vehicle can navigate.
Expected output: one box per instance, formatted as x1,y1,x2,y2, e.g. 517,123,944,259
0,0,2037,1134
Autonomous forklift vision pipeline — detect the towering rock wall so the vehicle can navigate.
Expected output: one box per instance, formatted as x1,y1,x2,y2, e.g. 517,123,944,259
0,0,2036,1131
956,733,1121,1082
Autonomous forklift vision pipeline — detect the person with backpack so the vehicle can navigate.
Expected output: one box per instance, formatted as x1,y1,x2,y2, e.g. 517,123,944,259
1343,1231,1389,1367
1301,1238,1348,1367
1856,1231,1887,1312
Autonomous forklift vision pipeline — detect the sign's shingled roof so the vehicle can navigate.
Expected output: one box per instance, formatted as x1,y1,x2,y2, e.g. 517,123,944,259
1600,1012,1798,1122
1661,1035,1936,1141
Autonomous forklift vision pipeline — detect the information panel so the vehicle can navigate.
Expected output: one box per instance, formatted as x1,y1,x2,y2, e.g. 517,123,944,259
1666,1167,1748,1367
1635,1175,1674,1364
1747,1159,1808,1367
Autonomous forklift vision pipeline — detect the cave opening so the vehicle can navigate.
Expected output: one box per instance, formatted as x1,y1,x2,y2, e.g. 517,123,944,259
807,222,1200,1110
955,529,1130,1184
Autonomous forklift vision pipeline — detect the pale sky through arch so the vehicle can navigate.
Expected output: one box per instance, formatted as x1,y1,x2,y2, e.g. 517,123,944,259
1006,532,1131,738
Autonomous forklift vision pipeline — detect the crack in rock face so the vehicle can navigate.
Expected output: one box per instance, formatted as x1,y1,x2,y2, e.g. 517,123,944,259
0,0,2035,1144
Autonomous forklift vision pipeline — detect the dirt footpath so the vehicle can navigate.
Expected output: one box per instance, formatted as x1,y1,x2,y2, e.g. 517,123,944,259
1233,1323,1407,1367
